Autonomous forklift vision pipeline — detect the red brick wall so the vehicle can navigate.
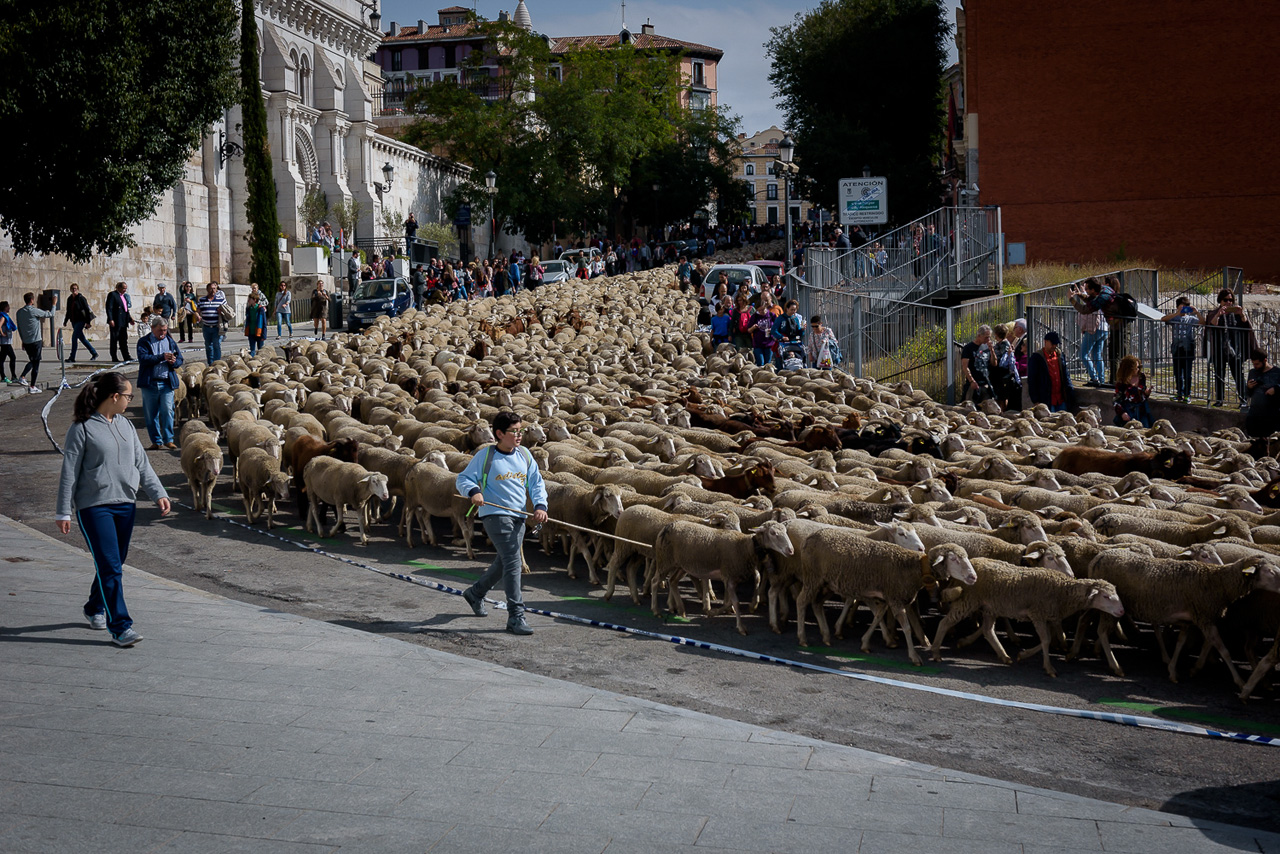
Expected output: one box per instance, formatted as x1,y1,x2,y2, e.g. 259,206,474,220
965,1,1280,277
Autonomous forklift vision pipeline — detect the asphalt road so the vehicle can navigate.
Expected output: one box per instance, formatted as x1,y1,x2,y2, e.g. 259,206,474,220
6,376,1280,833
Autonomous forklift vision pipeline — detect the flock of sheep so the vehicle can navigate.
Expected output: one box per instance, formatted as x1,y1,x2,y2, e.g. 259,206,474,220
169,260,1280,703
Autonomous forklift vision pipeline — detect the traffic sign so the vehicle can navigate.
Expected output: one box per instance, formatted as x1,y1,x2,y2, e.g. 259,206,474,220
838,177,888,225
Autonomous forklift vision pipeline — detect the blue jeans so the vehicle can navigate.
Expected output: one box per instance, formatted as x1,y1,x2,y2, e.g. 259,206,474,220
276,311,292,337
69,322,98,360
468,514,526,622
1172,345,1193,398
752,347,771,367
1080,330,1107,383
1048,403,1067,412
202,323,221,363
141,385,175,445
77,503,136,637
247,333,264,356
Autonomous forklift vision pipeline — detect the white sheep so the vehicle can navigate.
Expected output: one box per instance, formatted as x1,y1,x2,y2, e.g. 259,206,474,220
236,447,291,528
180,434,223,519
542,482,626,583
1089,514,1253,545
930,559,1124,676
302,456,390,546
650,520,794,634
402,461,478,557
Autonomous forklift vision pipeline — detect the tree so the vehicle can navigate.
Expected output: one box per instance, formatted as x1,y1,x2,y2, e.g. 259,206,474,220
402,16,739,244
416,221,459,258
298,187,330,236
240,3,282,299
331,198,365,245
0,0,239,261
767,0,950,221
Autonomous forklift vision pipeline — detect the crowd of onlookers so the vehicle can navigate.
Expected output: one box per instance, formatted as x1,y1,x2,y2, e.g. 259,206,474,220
958,276,1280,439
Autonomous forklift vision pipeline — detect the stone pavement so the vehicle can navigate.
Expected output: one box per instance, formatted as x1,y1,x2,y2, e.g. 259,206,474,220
2,514,1278,854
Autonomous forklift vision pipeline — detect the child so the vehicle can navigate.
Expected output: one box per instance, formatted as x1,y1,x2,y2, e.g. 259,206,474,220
244,294,267,356
1113,354,1154,427
710,303,731,347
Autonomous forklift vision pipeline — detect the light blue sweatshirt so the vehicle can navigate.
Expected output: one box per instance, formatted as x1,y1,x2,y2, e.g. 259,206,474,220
456,443,548,520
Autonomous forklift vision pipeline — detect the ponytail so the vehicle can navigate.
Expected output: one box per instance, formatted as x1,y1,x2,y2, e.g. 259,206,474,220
73,372,128,423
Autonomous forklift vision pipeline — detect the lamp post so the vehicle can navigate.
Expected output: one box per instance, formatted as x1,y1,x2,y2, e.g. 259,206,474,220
777,133,795,272
484,170,497,260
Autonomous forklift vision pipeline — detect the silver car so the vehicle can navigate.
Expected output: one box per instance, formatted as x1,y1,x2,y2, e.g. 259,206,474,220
701,264,769,301
540,259,571,284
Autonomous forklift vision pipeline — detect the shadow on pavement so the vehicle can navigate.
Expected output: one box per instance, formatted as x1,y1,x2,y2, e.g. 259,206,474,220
1166,779,1280,835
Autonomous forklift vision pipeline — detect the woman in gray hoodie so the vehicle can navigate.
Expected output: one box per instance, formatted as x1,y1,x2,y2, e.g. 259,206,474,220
55,372,170,647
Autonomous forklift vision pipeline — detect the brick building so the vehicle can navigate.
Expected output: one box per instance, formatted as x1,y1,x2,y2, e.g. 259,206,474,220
732,127,812,227
960,1,1280,276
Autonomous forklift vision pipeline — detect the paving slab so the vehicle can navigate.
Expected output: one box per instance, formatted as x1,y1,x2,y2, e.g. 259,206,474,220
3,513,1280,853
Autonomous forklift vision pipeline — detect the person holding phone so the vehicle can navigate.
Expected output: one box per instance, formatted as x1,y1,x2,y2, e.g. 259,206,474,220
1161,296,1202,402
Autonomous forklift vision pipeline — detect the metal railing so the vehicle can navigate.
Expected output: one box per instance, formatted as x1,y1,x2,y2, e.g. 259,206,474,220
1026,304,1252,407
802,206,1002,303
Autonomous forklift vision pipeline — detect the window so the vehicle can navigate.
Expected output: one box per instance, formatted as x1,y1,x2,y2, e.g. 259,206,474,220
299,54,311,105
744,164,754,176
767,206,778,225
392,50,403,72
766,184,778,201
692,60,705,88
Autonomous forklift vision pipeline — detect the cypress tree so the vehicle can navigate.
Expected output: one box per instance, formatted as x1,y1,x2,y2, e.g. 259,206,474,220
240,2,281,302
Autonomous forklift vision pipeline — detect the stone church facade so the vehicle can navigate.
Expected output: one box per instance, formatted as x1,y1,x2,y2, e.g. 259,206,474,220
0,0,480,314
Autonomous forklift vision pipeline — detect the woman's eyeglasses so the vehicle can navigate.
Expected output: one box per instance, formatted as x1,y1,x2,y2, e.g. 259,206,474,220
116,393,134,401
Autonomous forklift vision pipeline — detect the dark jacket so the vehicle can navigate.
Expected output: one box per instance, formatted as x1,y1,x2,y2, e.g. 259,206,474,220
136,331,184,389
64,293,93,326
105,290,132,325
152,291,177,319
1027,350,1076,409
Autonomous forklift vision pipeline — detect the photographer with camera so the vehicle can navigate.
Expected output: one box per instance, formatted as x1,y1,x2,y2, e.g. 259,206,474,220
1160,296,1202,403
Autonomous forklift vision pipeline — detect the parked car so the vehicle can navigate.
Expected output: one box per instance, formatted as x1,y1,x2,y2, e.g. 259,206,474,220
701,264,770,301
540,259,571,284
747,259,786,280
559,247,602,264
347,277,411,332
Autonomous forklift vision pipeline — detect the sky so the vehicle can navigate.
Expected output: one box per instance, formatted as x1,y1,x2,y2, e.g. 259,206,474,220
376,0,962,137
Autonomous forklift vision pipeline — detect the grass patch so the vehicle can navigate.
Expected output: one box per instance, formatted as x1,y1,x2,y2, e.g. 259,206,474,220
1097,698,1280,736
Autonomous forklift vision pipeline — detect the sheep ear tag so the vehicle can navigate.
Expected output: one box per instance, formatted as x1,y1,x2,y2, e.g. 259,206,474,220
932,554,945,566
1243,566,1257,576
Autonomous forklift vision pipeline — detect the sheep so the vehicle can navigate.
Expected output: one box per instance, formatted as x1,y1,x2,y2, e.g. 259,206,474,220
291,435,361,519
542,482,626,583
1051,446,1193,479
910,523,1035,565
180,434,224,519
236,447,291,528
1089,514,1253,546
595,467,701,497
402,461,479,557
178,419,214,446
930,559,1124,676
602,505,738,604
302,456,390,546
225,420,282,484
1073,551,1280,686
793,535,977,664
650,520,794,634
358,445,420,527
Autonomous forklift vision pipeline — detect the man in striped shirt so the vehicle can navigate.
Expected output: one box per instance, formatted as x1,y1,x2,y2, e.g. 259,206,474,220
196,282,226,363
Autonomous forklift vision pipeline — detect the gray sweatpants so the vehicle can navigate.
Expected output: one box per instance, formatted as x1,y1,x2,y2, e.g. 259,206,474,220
471,514,525,620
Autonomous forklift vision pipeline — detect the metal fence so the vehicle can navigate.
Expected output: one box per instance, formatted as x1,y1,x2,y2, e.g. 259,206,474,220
802,206,1002,302
1026,304,1252,407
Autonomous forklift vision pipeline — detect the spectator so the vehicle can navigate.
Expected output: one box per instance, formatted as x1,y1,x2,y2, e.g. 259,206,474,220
196,282,226,362
1160,296,1201,402
772,299,805,362
960,325,995,403
346,250,360,293
1068,277,1118,383
730,292,753,350
243,293,267,356
105,281,135,362
1027,330,1076,413
492,260,509,297
749,302,776,367
55,371,170,647
1246,349,1280,438
1113,354,1154,428
176,281,196,343
1077,296,1109,387
0,301,14,383
833,228,851,249
136,315,183,450
273,281,293,338
63,282,99,363
15,291,52,392
990,323,1021,411
152,283,177,323
526,256,543,290
310,280,330,339
806,315,841,370
1203,288,1253,407
411,265,427,308
710,303,731,347
404,211,418,251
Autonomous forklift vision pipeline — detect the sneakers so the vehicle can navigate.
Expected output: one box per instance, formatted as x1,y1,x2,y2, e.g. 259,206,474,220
462,588,488,617
28,386,42,394
111,628,143,647
91,353,99,361
506,616,534,636
84,611,107,631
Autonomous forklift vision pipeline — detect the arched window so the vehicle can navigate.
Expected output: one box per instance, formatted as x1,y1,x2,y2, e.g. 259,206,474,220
744,163,754,176
299,53,311,105
289,49,299,96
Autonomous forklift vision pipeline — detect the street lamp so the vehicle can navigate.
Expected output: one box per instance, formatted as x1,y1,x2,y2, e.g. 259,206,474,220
776,133,795,271
484,170,497,260
355,0,381,31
